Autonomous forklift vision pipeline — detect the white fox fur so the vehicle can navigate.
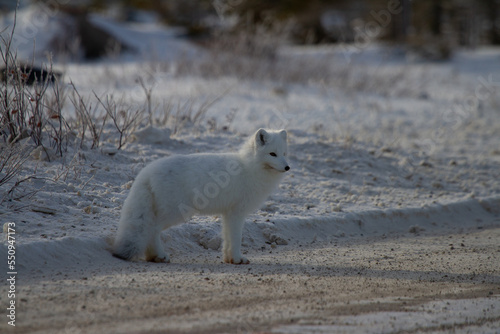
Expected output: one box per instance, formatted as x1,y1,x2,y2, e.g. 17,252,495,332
113,128,290,264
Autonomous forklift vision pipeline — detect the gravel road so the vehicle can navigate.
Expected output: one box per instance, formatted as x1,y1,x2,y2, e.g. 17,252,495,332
5,227,499,334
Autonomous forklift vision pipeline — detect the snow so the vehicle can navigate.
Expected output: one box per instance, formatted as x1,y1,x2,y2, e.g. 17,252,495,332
1,7,500,332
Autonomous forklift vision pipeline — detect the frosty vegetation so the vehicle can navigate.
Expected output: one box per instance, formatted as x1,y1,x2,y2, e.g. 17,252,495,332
0,19,219,199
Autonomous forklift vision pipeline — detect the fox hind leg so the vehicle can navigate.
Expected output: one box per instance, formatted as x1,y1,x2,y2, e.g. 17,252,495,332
113,222,149,261
145,232,170,263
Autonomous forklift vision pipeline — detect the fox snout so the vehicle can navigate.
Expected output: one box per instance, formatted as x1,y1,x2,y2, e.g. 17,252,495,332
265,159,290,173
279,159,290,172
280,157,290,172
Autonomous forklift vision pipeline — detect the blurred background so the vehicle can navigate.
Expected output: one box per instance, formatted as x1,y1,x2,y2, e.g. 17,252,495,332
1,0,500,61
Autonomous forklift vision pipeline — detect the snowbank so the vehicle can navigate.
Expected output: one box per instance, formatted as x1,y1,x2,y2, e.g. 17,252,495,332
2,195,498,281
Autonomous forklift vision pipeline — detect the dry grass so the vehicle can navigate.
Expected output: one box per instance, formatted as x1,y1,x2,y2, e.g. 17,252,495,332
160,20,413,98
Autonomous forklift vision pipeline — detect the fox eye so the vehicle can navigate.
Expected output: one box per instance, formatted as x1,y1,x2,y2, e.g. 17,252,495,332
269,152,277,157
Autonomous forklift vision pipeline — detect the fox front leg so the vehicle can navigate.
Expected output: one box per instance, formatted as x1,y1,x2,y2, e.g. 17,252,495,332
222,213,249,265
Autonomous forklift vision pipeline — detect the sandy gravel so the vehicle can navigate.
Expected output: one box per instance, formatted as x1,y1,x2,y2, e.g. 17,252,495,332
4,227,499,334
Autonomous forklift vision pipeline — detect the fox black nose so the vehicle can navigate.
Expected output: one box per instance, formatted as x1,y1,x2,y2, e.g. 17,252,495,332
285,166,290,171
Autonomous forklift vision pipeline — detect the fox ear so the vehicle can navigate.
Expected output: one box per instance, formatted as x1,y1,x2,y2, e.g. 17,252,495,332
255,128,268,146
279,129,287,141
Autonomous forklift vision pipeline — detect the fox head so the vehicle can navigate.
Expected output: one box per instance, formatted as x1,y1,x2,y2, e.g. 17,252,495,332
252,128,290,173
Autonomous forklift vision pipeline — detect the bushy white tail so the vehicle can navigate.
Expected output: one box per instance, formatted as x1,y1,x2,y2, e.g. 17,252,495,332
112,179,155,261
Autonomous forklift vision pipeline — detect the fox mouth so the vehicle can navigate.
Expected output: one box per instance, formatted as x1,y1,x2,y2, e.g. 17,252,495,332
264,163,290,173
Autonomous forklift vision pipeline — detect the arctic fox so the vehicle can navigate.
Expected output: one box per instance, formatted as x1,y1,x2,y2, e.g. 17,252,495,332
113,128,290,264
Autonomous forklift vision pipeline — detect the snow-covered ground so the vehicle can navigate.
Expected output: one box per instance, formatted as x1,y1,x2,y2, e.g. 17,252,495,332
1,6,499,333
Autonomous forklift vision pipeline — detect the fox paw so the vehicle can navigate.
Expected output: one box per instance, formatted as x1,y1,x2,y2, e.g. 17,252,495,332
148,256,170,263
228,256,250,265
